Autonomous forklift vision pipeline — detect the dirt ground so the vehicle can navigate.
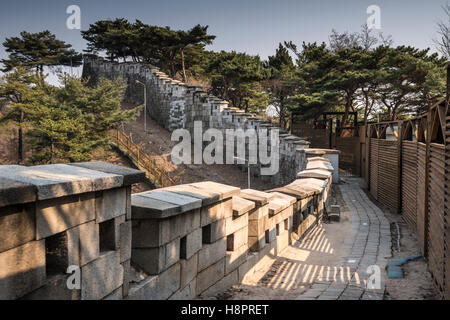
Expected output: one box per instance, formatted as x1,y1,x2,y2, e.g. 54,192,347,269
359,182,440,300
120,103,277,191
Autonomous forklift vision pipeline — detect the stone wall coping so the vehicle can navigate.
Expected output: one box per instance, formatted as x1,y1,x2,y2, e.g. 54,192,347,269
69,161,145,186
266,186,315,199
131,181,240,219
232,196,256,216
297,169,332,180
306,148,341,155
306,161,334,172
267,197,292,215
239,189,275,206
0,177,37,207
0,163,125,201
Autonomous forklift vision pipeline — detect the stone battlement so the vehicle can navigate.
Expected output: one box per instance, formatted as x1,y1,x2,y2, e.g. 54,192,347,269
0,157,333,299
82,57,340,185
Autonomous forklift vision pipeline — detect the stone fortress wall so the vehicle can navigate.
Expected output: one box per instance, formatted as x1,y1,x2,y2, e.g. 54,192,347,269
0,155,336,300
82,57,339,186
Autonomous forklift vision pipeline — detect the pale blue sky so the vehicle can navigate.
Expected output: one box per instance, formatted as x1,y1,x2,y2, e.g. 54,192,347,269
0,0,448,81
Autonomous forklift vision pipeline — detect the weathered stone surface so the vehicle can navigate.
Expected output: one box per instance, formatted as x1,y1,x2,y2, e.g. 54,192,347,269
122,259,131,298
227,227,248,251
197,258,225,294
0,204,35,253
189,181,240,200
306,161,334,172
81,250,123,300
162,184,221,206
239,189,274,206
36,192,95,239
248,234,266,252
198,237,226,271
201,268,238,297
276,230,289,254
247,204,269,221
0,177,36,207
180,228,202,260
232,196,255,216
268,192,296,205
200,199,232,227
127,262,180,300
96,187,126,223
22,274,80,300
266,186,312,200
226,244,248,274
132,209,200,247
132,235,180,275
180,253,198,288
120,220,132,262
0,240,46,300
248,219,265,237
69,161,145,186
238,252,258,282
66,226,80,266
202,219,226,244
225,213,248,235
0,164,121,200
140,190,202,214
165,237,181,268
79,221,99,266
103,286,123,300
169,278,196,300
307,157,331,163
297,169,332,180
268,197,291,215
131,194,182,219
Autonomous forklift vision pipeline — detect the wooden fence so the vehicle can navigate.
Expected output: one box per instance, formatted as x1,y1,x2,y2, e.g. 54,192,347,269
110,129,176,188
364,100,448,298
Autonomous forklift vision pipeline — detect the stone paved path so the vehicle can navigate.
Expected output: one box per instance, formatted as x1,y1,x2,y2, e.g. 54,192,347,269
295,178,391,300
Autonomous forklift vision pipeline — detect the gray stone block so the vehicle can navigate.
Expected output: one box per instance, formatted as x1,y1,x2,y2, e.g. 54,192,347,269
0,240,46,300
198,237,226,271
0,203,35,253
225,213,248,236
139,190,202,214
180,228,202,260
79,221,99,266
169,278,196,300
180,253,198,288
127,262,180,300
81,250,123,300
96,187,126,223
201,268,238,297
227,227,248,251
226,244,248,274
0,164,121,200
202,219,226,244
69,161,145,186
0,177,36,207
197,258,225,294
36,192,95,239
122,259,131,298
22,274,80,300
120,220,132,262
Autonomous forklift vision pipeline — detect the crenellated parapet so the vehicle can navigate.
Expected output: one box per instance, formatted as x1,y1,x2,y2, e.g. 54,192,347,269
82,57,339,186
0,156,334,300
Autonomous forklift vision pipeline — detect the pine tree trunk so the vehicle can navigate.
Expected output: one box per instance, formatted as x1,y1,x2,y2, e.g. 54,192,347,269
181,50,187,83
18,111,23,163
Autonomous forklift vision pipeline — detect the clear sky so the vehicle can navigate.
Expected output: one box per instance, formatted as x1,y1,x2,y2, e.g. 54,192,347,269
0,0,448,73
